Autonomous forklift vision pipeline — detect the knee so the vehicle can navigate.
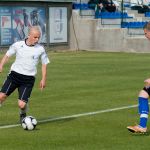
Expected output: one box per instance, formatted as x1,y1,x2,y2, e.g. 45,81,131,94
0,92,7,102
18,100,26,109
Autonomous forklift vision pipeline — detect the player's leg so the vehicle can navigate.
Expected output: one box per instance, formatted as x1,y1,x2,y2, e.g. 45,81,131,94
138,89,149,129
0,72,17,105
127,88,149,133
0,93,7,106
18,81,35,122
18,100,28,122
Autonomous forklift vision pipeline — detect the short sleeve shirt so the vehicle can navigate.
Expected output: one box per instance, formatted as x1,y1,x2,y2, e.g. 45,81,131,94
6,40,50,76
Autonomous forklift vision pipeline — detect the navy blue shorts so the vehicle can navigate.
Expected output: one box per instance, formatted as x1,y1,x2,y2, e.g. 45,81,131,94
0,71,35,103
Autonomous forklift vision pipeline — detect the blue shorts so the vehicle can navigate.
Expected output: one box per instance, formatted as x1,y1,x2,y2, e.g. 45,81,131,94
0,71,35,103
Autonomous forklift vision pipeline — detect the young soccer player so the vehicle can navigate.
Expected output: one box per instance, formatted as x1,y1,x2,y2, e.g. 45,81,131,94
0,26,50,123
127,22,150,133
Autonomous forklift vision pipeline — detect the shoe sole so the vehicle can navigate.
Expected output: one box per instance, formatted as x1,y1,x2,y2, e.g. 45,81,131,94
127,128,136,133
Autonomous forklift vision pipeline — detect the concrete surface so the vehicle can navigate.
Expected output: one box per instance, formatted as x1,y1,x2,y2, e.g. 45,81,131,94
69,10,150,53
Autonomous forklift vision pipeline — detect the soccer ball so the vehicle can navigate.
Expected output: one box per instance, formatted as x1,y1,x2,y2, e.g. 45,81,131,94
21,116,37,131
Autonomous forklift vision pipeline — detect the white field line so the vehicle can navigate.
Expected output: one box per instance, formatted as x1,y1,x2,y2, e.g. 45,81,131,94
0,104,139,129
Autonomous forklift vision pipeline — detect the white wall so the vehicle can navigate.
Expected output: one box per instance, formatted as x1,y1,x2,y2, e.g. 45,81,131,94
70,10,150,53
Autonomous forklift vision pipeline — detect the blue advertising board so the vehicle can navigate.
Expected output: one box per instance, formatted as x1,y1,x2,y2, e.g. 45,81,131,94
0,6,46,45
0,7,12,45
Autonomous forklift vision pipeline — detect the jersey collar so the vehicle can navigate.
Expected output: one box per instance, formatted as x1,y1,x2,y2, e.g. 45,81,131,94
25,39,35,47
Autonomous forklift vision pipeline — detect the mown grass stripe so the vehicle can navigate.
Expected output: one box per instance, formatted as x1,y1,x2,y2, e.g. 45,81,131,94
0,103,139,129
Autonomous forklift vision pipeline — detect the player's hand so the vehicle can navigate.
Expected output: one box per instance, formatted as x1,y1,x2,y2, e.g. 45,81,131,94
144,78,150,86
39,79,46,91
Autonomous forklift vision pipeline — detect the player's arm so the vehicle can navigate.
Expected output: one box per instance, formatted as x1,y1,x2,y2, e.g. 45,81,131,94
0,54,9,73
0,43,16,73
40,64,48,90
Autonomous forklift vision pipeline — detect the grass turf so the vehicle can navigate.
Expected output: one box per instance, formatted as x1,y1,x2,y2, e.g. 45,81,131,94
0,51,150,149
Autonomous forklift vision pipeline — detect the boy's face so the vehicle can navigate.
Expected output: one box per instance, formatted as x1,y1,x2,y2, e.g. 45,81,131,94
144,29,150,40
28,30,41,45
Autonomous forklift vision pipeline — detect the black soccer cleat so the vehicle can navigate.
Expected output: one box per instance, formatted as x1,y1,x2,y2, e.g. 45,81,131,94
20,113,26,123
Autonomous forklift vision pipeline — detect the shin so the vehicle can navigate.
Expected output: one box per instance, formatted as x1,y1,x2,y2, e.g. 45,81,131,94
18,100,28,114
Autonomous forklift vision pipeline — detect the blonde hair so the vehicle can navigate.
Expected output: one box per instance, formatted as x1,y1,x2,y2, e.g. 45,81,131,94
28,26,41,35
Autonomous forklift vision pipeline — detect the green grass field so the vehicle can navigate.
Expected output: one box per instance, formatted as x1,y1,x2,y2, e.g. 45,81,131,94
0,51,150,150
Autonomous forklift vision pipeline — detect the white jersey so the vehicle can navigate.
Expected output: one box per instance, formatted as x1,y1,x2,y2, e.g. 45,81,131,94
6,40,50,76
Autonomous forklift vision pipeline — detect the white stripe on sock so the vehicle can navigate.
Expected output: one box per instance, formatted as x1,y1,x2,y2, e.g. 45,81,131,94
140,114,148,118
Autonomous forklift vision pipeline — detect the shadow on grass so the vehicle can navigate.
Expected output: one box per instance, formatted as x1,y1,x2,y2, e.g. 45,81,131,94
129,131,150,136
